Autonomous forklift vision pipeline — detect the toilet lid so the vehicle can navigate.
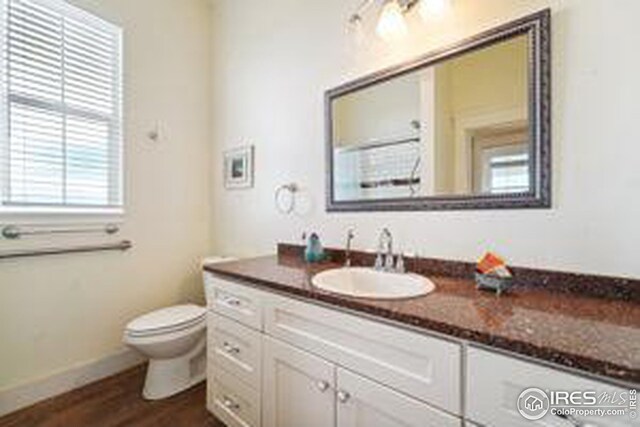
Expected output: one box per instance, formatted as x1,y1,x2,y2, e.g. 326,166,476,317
126,305,206,336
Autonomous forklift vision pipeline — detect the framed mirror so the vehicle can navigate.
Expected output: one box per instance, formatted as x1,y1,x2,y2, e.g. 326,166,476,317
325,10,551,212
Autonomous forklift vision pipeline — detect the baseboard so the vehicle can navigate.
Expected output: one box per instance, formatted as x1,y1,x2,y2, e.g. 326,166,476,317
0,348,146,418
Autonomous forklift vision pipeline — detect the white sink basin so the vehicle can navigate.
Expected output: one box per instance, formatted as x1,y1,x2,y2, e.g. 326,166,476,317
311,267,436,300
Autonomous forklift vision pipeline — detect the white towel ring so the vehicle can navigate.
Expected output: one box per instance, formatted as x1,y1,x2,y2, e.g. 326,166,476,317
275,183,299,214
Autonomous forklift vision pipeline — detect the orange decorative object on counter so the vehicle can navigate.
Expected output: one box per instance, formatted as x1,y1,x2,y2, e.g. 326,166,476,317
477,252,512,278
476,252,514,295
477,252,504,274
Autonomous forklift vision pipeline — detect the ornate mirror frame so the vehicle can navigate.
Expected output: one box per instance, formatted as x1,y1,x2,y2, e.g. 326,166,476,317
325,9,551,212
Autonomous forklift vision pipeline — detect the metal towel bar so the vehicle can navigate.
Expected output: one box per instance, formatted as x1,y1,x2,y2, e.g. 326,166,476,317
1,224,120,240
0,240,132,260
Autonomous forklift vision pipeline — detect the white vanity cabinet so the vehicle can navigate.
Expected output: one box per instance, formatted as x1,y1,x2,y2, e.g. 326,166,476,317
205,273,634,427
206,274,462,427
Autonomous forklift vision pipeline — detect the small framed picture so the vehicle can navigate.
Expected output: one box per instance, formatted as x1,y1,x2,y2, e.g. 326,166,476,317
224,146,254,189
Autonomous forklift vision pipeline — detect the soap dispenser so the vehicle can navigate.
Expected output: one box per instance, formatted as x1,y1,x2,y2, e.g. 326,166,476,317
304,232,325,263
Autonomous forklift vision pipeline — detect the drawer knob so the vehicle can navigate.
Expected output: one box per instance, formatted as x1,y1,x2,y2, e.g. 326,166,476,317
226,298,242,307
222,396,240,410
337,390,351,403
315,380,330,393
222,342,241,355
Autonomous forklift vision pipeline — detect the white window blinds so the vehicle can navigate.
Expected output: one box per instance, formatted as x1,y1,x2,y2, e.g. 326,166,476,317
0,0,123,213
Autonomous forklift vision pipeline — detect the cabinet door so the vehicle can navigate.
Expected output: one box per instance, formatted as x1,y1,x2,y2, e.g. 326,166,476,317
467,347,636,427
263,337,335,427
336,368,462,427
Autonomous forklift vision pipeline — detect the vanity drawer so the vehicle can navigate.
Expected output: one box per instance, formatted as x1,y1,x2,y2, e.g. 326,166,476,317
205,273,264,331
208,313,262,390
466,347,635,427
208,365,261,427
264,293,462,415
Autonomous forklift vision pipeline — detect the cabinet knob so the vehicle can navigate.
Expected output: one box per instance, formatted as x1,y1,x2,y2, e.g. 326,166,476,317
222,342,240,355
226,298,241,307
337,390,351,403
315,380,330,392
222,396,240,410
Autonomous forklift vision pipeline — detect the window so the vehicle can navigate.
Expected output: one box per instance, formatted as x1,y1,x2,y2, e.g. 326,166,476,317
0,0,123,215
471,125,531,195
484,147,530,194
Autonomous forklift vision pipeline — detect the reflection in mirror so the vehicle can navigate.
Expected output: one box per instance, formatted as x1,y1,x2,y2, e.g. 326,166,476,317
333,34,530,202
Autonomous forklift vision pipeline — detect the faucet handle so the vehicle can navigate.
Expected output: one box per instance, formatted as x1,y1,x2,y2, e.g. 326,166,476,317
384,253,395,271
374,253,384,270
396,253,405,274
347,228,356,239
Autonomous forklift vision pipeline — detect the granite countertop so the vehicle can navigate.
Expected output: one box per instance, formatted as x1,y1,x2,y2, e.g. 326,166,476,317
203,253,640,386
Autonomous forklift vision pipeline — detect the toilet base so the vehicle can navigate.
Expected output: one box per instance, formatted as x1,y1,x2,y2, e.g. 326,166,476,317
142,336,206,400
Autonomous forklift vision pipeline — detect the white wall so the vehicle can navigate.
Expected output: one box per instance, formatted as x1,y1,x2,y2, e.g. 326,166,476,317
0,0,213,391
334,73,420,147
210,0,640,279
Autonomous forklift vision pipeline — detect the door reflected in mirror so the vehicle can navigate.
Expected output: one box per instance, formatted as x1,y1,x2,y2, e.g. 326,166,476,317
332,34,530,202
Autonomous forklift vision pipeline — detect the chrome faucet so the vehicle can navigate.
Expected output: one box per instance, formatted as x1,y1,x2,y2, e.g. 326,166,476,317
345,228,356,267
374,228,406,273
375,228,395,272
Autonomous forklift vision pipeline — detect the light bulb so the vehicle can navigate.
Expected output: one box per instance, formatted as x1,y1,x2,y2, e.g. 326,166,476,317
376,1,408,42
347,14,366,47
418,0,452,21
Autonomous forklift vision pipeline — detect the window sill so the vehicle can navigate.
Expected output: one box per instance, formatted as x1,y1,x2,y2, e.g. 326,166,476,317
0,207,124,226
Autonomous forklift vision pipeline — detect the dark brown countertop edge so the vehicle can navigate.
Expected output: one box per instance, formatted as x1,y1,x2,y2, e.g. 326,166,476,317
278,244,640,302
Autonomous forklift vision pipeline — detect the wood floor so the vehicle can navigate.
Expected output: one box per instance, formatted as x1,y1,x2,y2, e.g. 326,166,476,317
0,366,226,427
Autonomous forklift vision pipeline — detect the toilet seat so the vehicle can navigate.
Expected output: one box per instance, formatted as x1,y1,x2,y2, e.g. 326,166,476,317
125,305,206,338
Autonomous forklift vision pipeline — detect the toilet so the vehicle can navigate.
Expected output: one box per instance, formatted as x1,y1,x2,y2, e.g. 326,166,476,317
123,304,207,400
123,257,234,400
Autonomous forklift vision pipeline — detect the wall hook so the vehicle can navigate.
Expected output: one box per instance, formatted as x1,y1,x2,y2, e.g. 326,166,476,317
147,125,160,142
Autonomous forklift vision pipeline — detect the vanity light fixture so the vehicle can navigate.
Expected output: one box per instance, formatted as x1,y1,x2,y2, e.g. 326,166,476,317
349,0,452,42
418,0,452,20
376,1,410,42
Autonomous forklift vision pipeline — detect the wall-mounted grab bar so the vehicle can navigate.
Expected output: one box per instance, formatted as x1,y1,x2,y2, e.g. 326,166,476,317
1,224,120,240
0,240,132,260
